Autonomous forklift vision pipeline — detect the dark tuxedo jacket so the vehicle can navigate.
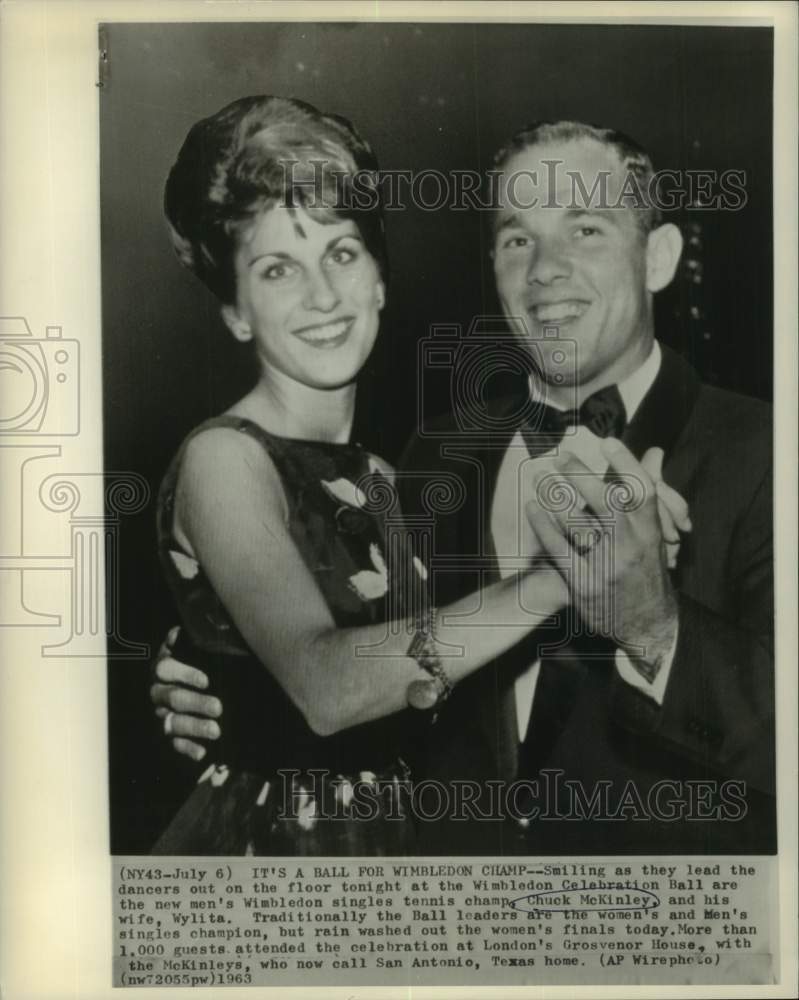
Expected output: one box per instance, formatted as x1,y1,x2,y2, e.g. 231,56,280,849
398,344,774,855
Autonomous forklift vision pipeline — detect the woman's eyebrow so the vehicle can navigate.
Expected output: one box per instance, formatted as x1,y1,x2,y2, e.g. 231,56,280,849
247,250,292,268
495,211,522,233
325,233,363,249
247,234,363,267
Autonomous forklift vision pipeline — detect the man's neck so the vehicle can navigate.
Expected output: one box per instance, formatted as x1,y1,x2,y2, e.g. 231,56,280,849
543,336,657,410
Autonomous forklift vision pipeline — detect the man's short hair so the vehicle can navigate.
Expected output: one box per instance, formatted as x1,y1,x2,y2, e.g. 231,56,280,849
492,120,663,234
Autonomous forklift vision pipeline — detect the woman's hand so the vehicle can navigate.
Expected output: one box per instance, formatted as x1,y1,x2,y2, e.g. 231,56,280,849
151,626,222,761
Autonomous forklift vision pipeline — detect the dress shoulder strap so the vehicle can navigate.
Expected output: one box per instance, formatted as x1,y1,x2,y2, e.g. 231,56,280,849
181,414,283,452
169,414,301,475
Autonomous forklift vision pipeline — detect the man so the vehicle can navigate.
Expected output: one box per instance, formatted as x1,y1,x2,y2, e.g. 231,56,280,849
152,121,774,854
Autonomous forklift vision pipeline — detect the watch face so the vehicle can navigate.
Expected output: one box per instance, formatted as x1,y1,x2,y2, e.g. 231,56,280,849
407,678,439,711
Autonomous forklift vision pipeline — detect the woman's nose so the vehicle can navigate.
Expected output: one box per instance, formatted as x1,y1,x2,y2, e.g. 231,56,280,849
303,268,340,311
527,239,571,285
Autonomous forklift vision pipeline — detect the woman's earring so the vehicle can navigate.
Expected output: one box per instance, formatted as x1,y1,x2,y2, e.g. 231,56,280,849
221,305,253,342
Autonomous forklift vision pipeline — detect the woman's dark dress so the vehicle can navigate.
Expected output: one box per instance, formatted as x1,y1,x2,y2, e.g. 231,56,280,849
153,416,426,855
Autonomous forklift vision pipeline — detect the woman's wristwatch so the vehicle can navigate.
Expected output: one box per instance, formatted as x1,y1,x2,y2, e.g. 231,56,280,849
406,607,452,712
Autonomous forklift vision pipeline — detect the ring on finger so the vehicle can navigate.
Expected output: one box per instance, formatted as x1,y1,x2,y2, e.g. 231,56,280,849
163,710,176,736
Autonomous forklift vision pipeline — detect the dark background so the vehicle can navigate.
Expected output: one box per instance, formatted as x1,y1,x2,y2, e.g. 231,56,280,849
102,21,773,853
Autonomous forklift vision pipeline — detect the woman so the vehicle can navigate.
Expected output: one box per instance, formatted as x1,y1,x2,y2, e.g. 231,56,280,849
151,96,680,856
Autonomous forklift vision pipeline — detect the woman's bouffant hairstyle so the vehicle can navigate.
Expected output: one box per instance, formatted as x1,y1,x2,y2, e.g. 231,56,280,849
164,96,387,303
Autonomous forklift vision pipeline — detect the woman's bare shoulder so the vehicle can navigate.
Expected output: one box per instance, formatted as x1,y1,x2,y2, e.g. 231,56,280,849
174,424,289,547
181,423,277,481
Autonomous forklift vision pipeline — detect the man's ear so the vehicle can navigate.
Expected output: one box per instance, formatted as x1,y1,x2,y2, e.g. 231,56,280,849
376,280,386,311
645,223,683,293
221,304,252,343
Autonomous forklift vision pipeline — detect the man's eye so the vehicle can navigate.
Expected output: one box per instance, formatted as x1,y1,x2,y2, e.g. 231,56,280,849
575,226,600,238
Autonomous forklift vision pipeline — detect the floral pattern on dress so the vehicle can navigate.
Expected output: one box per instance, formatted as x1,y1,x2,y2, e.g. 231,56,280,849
169,549,199,580
321,477,367,508
348,543,388,600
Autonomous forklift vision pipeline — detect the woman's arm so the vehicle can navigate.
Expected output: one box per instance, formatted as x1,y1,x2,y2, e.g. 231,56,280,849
175,428,567,736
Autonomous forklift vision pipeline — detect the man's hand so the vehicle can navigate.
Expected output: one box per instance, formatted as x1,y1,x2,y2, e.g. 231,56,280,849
640,446,691,570
151,627,222,761
526,439,684,676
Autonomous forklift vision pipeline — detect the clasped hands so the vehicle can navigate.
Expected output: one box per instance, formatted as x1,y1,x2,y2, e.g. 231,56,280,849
526,437,691,673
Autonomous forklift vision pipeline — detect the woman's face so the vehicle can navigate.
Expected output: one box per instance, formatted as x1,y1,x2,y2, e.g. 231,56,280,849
224,206,385,391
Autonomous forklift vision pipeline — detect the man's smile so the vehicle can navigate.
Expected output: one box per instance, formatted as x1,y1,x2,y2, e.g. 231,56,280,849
529,299,591,324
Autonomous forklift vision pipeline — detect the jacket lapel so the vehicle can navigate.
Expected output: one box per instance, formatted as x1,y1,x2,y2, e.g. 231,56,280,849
622,343,701,459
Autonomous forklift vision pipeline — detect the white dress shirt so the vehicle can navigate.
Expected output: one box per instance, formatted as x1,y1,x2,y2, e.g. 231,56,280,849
488,342,675,741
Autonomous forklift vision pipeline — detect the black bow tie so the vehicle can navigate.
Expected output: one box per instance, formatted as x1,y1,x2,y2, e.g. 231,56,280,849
521,383,627,456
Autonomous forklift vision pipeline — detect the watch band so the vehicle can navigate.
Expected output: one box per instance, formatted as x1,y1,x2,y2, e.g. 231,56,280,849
406,606,452,710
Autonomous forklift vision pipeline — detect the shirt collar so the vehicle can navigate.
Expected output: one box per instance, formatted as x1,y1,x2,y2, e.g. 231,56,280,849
528,340,661,423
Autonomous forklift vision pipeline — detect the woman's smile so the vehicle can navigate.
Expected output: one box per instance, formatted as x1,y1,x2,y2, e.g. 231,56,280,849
293,316,355,347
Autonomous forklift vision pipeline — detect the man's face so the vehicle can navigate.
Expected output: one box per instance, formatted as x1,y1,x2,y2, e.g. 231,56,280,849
493,137,654,398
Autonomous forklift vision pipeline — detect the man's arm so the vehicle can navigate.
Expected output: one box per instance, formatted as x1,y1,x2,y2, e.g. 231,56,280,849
609,458,774,794
526,438,774,794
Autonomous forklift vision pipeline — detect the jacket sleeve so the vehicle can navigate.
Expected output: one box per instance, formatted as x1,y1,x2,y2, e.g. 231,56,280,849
610,458,774,795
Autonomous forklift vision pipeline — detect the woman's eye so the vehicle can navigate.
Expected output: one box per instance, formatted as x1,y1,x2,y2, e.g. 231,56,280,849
327,245,358,266
501,235,531,250
261,262,296,281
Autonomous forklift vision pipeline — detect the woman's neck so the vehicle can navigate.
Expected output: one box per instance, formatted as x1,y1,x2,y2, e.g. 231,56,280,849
233,368,357,443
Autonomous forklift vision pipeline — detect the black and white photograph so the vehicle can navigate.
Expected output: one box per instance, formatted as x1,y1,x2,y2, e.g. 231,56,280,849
104,19,776,859
1,2,797,996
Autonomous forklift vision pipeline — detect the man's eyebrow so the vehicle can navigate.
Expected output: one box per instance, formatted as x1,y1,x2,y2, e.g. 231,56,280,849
565,207,621,226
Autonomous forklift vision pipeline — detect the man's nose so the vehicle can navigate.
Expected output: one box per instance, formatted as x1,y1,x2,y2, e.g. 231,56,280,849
526,239,571,285
303,267,340,311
